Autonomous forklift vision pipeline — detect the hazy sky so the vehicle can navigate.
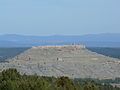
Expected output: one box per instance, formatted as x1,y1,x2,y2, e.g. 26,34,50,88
0,0,120,35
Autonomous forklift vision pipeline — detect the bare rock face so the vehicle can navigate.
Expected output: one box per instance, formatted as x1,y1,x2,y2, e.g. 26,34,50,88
0,45,120,79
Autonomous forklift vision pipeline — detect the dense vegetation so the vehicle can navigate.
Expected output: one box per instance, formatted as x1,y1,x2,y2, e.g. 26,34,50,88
0,68,120,90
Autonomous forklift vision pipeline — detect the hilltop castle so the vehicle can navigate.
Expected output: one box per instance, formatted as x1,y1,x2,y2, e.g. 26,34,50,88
32,44,86,49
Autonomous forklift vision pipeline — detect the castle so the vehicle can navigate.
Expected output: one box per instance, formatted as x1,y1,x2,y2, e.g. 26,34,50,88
32,45,86,49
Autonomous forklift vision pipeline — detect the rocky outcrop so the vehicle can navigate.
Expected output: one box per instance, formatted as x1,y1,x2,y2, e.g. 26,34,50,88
0,45,120,79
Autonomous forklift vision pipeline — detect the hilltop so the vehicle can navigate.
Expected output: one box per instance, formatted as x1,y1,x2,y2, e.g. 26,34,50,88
0,45,120,79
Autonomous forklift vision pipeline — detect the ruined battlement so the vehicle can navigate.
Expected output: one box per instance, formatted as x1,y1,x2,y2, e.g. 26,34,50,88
32,45,86,49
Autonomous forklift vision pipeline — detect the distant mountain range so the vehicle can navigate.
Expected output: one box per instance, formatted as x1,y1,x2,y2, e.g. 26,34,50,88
0,33,120,47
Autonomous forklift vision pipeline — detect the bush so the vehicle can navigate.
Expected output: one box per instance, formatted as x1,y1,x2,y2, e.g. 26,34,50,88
0,68,120,90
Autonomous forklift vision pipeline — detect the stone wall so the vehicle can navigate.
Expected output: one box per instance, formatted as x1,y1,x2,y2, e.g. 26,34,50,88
32,45,86,49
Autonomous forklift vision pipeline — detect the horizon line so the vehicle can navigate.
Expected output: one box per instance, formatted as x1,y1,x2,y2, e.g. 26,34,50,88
0,33,120,37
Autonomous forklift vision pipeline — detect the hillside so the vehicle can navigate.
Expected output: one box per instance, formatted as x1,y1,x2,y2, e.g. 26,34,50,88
0,45,120,79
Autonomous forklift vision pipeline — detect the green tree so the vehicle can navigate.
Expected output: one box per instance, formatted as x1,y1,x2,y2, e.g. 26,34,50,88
2,68,20,81
55,76,77,90
82,81,99,90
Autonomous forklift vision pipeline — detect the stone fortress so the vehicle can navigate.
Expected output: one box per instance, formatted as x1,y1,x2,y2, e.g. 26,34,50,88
32,45,86,49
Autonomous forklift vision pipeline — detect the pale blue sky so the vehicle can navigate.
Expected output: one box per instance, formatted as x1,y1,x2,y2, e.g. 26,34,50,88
0,0,120,35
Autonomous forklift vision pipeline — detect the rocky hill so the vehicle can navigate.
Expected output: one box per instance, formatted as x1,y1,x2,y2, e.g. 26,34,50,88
0,45,120,79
